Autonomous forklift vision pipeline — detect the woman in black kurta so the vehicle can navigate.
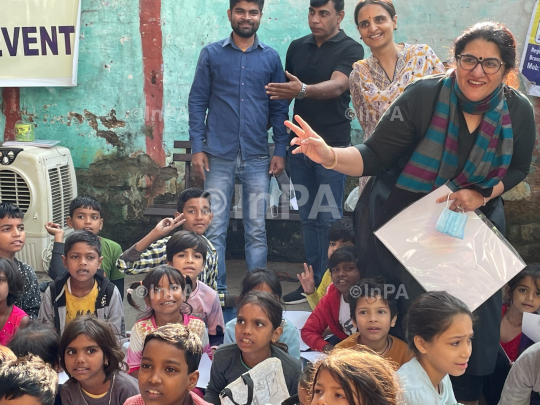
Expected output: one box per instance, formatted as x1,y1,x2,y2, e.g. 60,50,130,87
285,22,536,403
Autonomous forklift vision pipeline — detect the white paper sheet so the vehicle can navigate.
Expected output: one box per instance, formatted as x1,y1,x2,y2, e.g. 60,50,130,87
375,184,526,312
58,371,69,384
523,312,540,343
283,311,312,351
283,311,311,330
299,337,309,352
499,344,511,364
196,353,212,388
300,351,326,363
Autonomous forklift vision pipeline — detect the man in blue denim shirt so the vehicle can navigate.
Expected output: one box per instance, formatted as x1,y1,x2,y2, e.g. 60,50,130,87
188,0,288,291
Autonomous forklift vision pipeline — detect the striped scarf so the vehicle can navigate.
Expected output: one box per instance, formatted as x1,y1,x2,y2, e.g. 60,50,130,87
396,72,513,193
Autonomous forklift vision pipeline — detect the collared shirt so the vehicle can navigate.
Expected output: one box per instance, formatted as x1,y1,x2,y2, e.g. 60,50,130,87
189,34,289,160
285,30,364,146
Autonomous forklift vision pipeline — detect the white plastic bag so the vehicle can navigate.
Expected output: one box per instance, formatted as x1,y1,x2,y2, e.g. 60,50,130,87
220,358,289,405
344,186,359,212
269,175,282,218
374,184,526,311
523,312,540,343
273,171,297,210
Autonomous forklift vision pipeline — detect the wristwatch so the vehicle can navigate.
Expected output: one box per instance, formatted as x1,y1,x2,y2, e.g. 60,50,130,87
296,83,307,99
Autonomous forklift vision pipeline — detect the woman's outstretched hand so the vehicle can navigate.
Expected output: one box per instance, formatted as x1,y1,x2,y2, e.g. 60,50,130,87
285,115,334,166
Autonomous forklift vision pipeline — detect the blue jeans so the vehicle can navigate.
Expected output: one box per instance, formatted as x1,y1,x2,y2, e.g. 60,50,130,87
288,149,345,285
205,152,269,290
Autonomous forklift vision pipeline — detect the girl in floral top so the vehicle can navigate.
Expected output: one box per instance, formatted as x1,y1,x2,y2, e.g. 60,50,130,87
126,265,210,377
349,0,445,192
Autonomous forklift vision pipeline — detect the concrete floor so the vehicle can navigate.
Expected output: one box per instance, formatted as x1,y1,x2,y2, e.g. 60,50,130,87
38,260,312,330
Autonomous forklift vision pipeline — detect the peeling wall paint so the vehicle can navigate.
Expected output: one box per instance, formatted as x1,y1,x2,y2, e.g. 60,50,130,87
0,0,539,258
9,0,146,168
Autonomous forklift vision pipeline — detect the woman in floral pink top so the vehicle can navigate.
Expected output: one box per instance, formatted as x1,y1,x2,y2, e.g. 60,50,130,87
349,0,445,193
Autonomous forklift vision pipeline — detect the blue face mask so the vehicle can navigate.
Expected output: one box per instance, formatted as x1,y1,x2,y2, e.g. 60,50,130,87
435,195,468,240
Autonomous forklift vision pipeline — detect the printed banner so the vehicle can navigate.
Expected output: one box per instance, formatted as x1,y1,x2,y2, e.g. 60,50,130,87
521,0,540,96
0,0,81,87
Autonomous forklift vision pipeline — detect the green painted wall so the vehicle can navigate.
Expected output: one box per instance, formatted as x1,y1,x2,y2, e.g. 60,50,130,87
1,0,539,258
16,0,146,168
3,0,534,165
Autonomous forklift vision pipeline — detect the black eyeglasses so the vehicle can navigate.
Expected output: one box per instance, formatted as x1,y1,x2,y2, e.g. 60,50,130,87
457,54,505,75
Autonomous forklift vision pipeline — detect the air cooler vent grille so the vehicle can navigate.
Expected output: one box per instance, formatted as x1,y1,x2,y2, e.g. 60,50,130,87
49,165,73,226
0,170,31,212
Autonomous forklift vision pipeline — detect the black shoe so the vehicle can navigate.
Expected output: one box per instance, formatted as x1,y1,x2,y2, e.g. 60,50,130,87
283,286,307,304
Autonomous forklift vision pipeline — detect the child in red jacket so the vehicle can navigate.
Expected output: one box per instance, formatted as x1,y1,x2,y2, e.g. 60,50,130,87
301,246,361,352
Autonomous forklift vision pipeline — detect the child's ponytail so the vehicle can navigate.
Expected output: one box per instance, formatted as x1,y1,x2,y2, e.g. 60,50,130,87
272,340,289,354
127,280,144,310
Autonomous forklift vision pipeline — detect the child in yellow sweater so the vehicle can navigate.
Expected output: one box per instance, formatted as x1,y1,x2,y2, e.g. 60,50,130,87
336,278,413,369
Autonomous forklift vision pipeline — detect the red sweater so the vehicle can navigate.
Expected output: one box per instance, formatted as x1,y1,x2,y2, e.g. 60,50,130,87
301,284,348,351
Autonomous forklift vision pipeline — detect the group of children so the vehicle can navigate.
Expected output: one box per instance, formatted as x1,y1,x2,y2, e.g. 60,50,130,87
296,217,540,404
0,186,539,404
